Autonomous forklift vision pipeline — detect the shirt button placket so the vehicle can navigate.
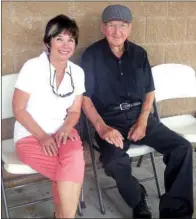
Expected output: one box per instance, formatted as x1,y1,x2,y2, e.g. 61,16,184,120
119,60,123,76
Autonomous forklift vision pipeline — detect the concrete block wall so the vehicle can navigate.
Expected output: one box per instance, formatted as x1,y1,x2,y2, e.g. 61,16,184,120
2,2,196,74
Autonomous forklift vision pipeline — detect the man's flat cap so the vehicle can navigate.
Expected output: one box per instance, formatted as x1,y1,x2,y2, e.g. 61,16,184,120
102,4,132,23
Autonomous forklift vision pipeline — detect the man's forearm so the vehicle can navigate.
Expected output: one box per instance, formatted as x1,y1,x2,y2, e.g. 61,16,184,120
138,91,155,123
82,96,106,133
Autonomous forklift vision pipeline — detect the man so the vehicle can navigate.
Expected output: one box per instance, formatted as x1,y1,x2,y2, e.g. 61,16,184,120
81,4,193,218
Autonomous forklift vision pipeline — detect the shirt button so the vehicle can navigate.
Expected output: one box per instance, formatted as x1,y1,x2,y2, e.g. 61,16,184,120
121,72,123,76
128,92,131,96
119,60,122,64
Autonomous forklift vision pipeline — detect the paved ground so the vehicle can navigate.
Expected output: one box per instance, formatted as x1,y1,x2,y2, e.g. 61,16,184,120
2,155,196,218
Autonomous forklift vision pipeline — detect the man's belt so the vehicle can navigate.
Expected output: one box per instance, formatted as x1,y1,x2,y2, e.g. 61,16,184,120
108,101,142,111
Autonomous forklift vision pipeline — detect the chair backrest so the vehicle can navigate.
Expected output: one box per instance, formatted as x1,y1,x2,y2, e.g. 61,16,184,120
2,73,18,119
152,64,196,102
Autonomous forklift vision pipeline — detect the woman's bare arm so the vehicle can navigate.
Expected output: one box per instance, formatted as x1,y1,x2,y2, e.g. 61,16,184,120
62,95,83,133
12,88,47,139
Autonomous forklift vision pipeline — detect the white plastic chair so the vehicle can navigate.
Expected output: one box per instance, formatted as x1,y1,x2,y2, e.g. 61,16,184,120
137,64,196,170
1,73,84,218
152,64,196,144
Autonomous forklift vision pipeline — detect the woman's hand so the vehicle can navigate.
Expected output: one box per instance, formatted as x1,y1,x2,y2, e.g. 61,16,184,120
54,128,78,147
39,134,58,156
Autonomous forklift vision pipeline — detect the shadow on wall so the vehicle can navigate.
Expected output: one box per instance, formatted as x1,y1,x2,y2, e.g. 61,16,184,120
70,12,104,65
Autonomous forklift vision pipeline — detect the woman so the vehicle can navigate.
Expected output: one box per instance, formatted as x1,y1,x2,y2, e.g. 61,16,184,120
12,14,85,218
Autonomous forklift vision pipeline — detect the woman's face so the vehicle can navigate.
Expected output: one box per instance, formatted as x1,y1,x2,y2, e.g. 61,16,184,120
49,31,76,61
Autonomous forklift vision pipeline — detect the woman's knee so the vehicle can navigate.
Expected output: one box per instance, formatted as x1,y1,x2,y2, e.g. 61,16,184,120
71,148,85,173
58,143,85,183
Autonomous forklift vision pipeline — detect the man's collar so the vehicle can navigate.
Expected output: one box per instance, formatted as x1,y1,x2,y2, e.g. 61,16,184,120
103,38,130,57
124,39,130,56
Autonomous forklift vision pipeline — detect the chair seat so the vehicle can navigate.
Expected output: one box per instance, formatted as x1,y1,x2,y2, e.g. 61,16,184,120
126,144,155,157
161,114,196,143
2,139,37,174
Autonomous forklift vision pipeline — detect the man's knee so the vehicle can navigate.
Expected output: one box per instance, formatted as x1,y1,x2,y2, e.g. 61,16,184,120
170,138,193,160
177,137,192,154
104,155,131,179
181,139,193,157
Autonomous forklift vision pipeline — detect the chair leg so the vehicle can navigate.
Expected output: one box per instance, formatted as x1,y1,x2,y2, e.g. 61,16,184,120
1,176,10,218
80,186,86,209
137,155,144,167
150,152,161,198
85,118,105,215
77,198,83,217
193,149,196,169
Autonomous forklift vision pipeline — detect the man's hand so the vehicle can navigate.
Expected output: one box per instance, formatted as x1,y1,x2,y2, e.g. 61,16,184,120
127,121,147,142
39,134,58,156
128,109,150,142
82,97,124,148
98,125,124,148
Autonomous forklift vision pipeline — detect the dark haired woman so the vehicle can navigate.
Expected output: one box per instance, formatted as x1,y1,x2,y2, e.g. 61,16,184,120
13,15,85,218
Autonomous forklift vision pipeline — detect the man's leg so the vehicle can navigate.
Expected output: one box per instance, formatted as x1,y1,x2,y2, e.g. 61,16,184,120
96,136,152,219
140,114,193,218
97,136,141,207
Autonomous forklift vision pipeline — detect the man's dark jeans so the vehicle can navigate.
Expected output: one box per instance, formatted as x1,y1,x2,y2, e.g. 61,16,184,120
96,111,193,218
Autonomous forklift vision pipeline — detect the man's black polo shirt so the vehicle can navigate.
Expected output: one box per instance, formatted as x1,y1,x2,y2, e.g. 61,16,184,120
81,38,155,119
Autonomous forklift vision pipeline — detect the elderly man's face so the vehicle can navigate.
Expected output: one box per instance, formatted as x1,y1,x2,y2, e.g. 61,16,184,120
102,20,132,47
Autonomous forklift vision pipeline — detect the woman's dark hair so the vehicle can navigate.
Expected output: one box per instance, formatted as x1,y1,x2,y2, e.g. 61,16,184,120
43,14,79,49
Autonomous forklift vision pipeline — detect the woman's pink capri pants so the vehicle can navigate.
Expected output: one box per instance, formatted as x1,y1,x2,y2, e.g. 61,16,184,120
16,129,85,203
